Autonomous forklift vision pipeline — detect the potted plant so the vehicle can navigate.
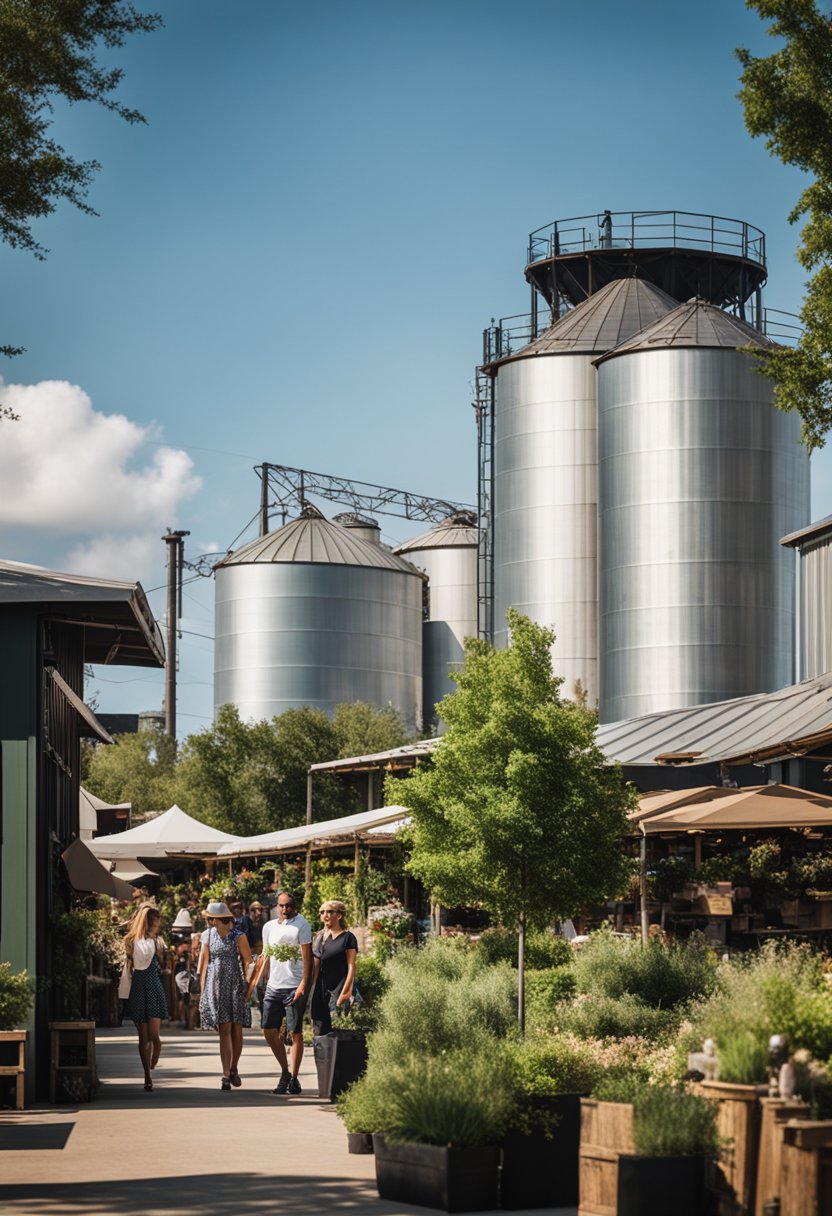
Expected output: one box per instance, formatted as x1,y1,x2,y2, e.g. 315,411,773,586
369,1047,517,1212
0,963,35,1109
501,1033,600,1210
580,1076,718,1216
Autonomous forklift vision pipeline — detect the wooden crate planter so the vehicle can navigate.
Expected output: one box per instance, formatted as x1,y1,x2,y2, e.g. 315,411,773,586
0,1030,27,1111
699,1080,763,1215
780,1120,832,1216
49,1021,98,1104
578,1099,705,1216
754,1098,808,1216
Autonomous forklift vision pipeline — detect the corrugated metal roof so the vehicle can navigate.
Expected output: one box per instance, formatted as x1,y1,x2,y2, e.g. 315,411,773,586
214,505,423,575
595,297,779,364
394,512,478,555
597,672,832,767
781,514,832,550
500,278,680,361
309,738,440,773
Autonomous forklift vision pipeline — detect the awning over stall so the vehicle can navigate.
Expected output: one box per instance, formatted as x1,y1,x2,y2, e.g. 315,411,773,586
216,805,411,858
61,838,135,900
631,784,832,834
89,804,241,858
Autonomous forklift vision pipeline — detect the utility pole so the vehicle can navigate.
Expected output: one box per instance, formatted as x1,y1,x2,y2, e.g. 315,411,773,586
162,529,190,738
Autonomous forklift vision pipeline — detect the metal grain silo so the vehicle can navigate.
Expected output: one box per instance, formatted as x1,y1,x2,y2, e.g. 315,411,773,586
597,298,810,723
214,505,424,733
332,512,382,545
394,512,478,730
489,277,679,707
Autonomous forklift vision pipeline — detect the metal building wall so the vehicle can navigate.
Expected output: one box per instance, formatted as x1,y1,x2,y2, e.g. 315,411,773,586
493,354,599,705
214,562,423,735
800,536,832,679
395,522,478,729
598,347,809,722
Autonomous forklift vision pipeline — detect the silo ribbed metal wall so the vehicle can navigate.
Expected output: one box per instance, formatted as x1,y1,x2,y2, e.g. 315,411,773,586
416,544,478,728
800,536,832,679
598,348,809,723
493,355,599,706
214,563,423,734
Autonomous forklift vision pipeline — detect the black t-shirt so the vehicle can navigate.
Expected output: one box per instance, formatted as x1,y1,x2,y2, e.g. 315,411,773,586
314,930,358,992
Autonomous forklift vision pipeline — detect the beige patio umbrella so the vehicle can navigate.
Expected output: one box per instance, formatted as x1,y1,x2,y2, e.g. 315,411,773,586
636,784,832,833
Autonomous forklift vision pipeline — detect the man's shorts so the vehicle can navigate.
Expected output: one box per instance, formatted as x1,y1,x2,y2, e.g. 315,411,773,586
262,987,307,1034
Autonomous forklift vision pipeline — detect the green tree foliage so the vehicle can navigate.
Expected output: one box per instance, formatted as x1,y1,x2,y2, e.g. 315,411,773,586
398,611,633,928
0,0,161,261
82,728,177,818
737,0,832,447
332,700,410,758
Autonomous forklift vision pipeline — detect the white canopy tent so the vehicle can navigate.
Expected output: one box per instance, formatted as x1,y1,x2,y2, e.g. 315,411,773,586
216,805,411,858
88,804,242,859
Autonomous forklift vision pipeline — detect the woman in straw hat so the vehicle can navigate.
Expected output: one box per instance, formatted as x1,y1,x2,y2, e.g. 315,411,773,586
198,901,253,1091
310,899,359,1037
120,904,169,1092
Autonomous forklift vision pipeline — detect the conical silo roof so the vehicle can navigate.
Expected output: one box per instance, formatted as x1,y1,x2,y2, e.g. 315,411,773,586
214,505,421,575
595,297,780,365
496,278,680,363
394,512,478,555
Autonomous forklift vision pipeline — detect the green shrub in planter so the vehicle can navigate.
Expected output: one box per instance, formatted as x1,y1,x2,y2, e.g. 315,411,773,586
551,992,679,1041
337,1071,394,1135
572,927,717,1009
354,955,388,1007
508,1033,600,1103
716,1029,769,1084
385,1048,518,1147
0,963,35,1031
594,1074,719,1158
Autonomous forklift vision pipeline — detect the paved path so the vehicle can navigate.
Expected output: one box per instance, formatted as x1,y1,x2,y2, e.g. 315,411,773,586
0,1026,574,1216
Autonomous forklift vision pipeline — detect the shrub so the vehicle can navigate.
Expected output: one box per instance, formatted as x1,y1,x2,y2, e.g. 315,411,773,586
572,928,717,1009
385,1048,518,1147
508,1032,600,1099
337,1070,394,1134
717,1030,769,1084
685,941,832,1065
551,993,679,1041
593,1075,719,1158
354,954,388,1007
525,968,578,1026
476,926,573,970
0,963,35,1030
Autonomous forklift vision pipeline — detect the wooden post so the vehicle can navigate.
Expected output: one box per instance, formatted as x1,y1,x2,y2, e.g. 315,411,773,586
306,772,313,825
367,771,374,812
640,831,649,945
304,843,312,904
354,837,360,877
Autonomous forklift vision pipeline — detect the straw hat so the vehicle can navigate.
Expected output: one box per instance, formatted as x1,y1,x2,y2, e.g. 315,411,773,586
203,901,234,920
172,908,193,930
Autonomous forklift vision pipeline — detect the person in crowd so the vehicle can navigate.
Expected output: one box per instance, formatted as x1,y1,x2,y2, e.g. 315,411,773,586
230,899,253,943
119,904,169,1092
311,899,359,1037
247,889,312,1094
198,900,253,1091
246,900,266,952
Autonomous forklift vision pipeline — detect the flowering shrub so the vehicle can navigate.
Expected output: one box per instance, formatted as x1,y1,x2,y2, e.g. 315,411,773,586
369,901,414,958
261,942,302,964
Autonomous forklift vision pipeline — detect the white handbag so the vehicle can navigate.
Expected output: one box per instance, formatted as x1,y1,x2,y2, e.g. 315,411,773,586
117,965,132,1000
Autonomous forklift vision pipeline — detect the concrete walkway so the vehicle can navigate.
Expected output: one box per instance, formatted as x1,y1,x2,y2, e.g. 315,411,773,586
0,1026,574,1216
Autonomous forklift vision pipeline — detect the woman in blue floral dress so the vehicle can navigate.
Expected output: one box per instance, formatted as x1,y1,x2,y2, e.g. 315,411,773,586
198,901,253,1090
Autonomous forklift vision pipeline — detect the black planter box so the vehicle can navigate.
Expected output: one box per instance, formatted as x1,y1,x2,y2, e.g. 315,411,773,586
373,1134,500,1212
313,1030,368,1101
617,1154,705,1216
500,1093,581,1209
347,1131,374,1154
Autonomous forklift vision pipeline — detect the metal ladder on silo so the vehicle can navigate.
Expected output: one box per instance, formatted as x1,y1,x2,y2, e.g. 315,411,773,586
475,366,495,642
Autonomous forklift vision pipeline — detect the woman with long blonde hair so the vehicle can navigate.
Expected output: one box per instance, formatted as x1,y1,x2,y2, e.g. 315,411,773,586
310,899,358,1037
120,904,169,1091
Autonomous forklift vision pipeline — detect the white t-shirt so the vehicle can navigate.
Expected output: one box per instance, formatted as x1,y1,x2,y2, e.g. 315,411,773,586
261,914,312,990
131,936,166,971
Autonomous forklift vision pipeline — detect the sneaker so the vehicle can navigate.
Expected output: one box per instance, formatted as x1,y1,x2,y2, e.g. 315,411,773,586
272,1071,291,1094
287,1076,302,1096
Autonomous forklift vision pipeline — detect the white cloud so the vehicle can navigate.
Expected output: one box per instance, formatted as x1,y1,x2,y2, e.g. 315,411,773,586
0,379,202,587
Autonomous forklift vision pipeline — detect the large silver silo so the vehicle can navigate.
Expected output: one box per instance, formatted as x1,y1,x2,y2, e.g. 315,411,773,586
394,512,478,730
491,277,678,707
214,505,424,733
597,299,810,723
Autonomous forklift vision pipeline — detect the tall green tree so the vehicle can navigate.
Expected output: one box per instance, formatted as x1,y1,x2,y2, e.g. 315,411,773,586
395,610,634,1029
82,728,177,819
0,0,161,260
737,0,832,447
332,700,410,759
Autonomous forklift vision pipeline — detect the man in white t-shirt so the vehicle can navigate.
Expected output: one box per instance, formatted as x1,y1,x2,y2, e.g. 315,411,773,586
247,889,312,1094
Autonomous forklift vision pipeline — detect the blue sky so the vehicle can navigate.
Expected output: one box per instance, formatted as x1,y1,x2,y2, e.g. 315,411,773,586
0,0,824,736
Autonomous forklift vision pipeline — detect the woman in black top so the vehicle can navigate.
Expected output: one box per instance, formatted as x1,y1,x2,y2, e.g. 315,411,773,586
311,899,358,1036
